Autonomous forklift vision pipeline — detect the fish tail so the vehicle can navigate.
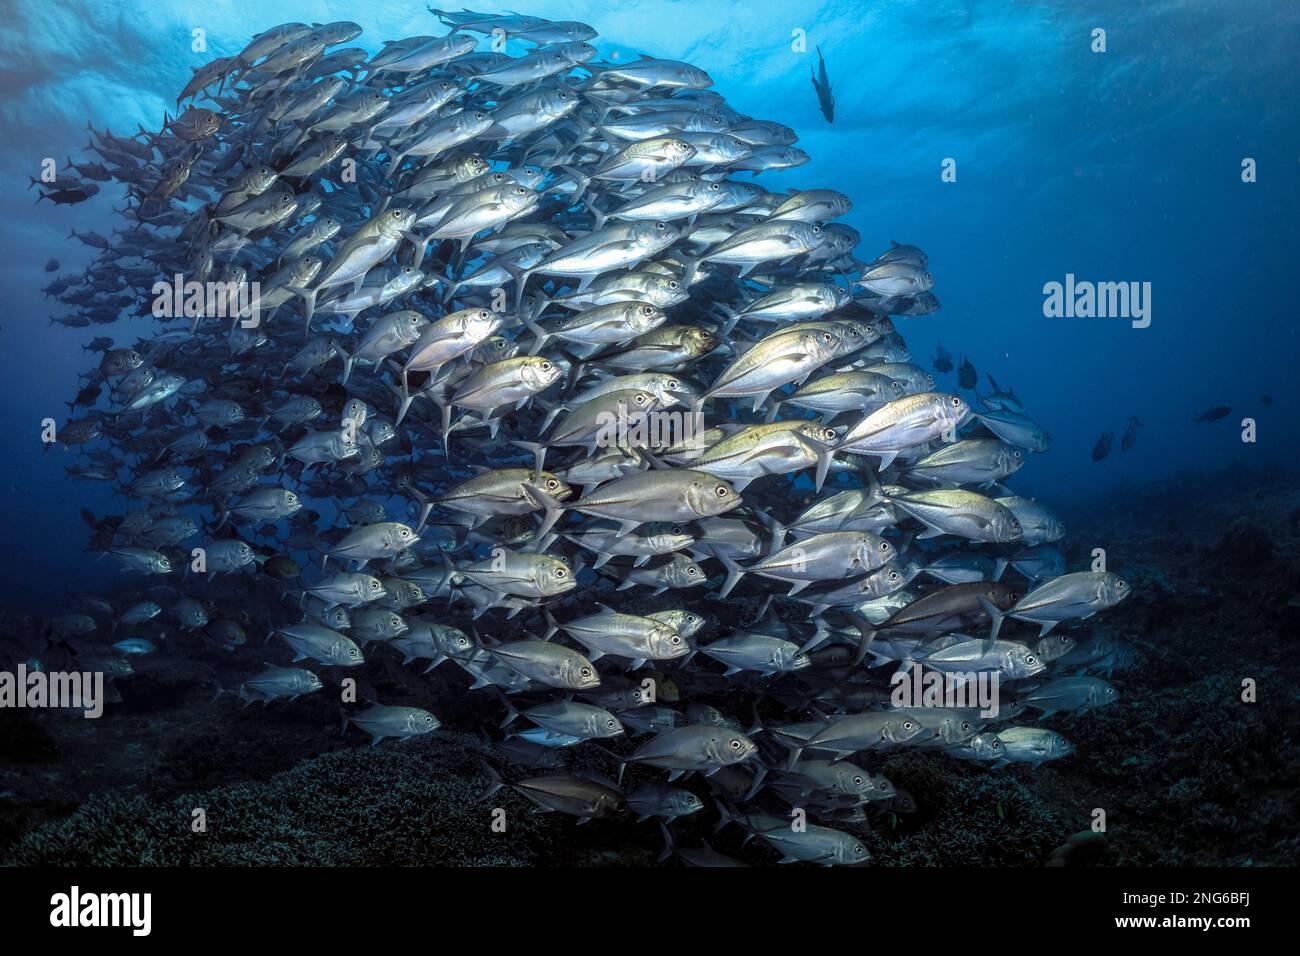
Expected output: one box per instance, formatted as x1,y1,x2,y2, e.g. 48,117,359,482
476,760,504,802
716,551,745,599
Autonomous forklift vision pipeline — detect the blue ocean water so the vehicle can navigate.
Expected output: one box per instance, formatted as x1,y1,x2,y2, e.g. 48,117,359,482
0,0,1296,612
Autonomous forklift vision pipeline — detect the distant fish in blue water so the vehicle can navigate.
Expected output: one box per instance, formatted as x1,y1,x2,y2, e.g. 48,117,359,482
1120,414,1141,452
1194,405,1231,423
810,45,835,123
34,181,99,205
957,354,978,390
932,342,954,373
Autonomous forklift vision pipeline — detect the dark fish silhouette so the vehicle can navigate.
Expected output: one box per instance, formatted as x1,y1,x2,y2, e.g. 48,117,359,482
261,554,303,580
44,258,59,272
1092,429,1114,462
1259,394,1273,406
1120,415,1141,452
66,382,102,412
1193,405,1231,423
35,182,99,205
810,45,834,123
957,355,977,390
932,343,953,373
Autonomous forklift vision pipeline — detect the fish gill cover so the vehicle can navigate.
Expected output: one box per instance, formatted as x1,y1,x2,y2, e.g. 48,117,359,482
5,7,1152,865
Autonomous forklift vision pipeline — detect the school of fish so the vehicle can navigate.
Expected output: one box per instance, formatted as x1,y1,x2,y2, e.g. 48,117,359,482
34,9,1136,866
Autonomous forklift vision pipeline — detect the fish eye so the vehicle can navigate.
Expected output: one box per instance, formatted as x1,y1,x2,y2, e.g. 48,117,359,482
879,541,890,551
555,567,567,577
670,635,682,644
821,332,832,341
687,566,698,576
390,210,402,219
903,721,915,730
853,775,863,785
961,721,972,732
715,486,728,497
546,479,558,489
669,281,679,289
1026,655,1037,665
607,718,617,728
888,571,899,581
950,396,961,406
729,739,742,750
541,361,552,369
580,667,592,677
